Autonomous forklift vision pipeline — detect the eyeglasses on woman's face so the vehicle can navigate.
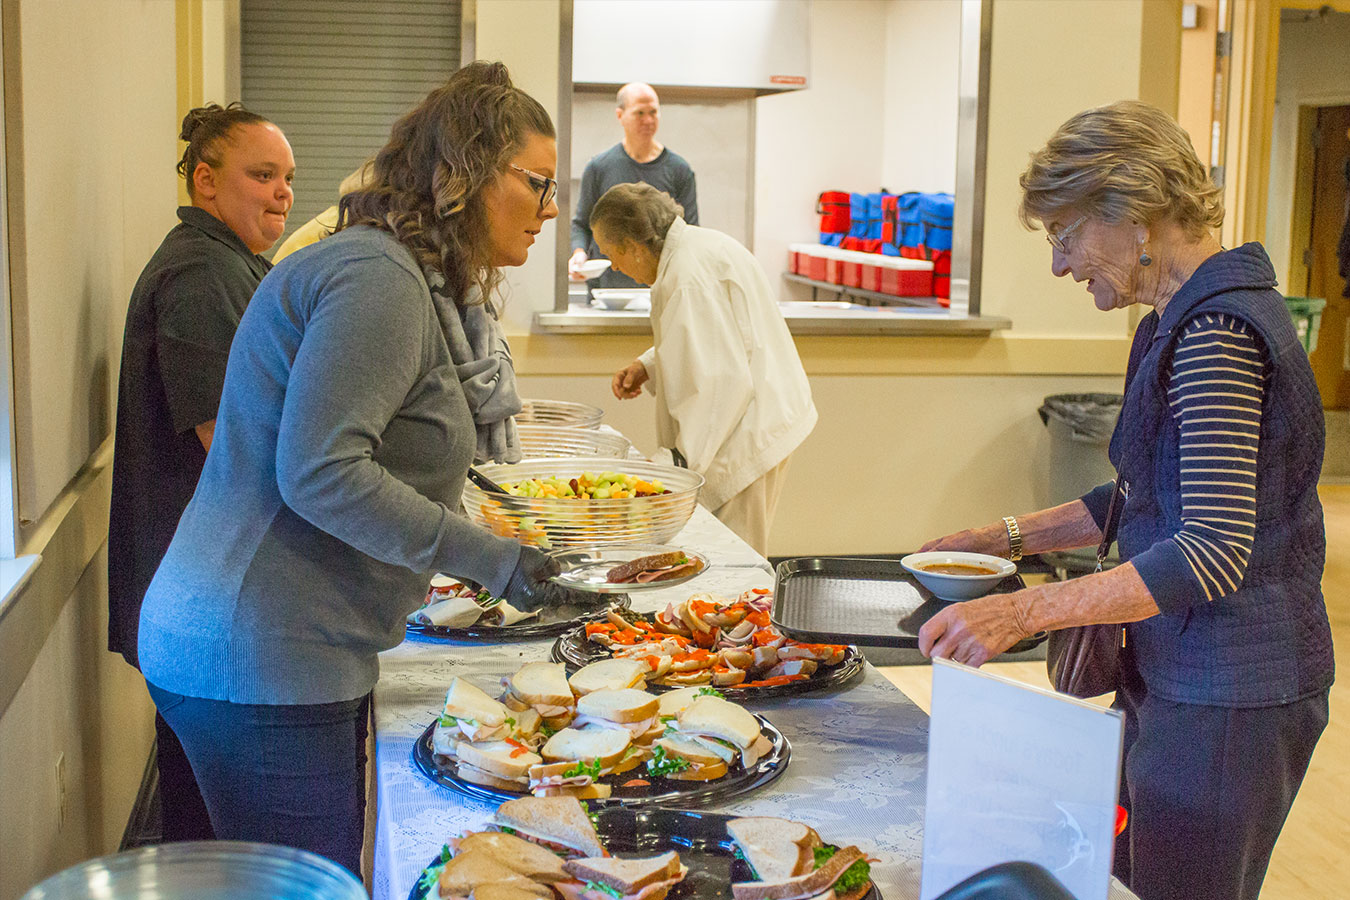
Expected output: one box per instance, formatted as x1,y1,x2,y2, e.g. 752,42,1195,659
509,164,557,214
1046,215,1088,253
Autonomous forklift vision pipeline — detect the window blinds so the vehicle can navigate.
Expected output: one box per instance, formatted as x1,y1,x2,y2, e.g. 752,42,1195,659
241,0,461,244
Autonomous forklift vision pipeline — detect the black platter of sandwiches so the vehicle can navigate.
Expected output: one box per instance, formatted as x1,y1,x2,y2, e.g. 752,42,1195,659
410,797,880,900
413,661,789,807
406,575,630,641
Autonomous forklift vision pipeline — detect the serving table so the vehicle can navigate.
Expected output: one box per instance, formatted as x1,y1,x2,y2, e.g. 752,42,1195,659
371,505,1140,900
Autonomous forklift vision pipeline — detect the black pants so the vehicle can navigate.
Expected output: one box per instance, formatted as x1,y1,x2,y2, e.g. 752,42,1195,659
148,682,370,876
1112,652,1329,900
154,711,216,842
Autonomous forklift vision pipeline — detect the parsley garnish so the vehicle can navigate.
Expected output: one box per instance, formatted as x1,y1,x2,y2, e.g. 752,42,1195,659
505,717,516,728
813,845,837,868
696,687,725,699
540,723,559,739
645,744,692,777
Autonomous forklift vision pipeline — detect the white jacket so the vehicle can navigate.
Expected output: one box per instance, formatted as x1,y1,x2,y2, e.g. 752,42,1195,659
638,218,816,510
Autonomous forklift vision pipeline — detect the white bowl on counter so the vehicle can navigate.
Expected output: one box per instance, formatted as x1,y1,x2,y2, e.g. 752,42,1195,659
899,551,1017,601
591,288,649,310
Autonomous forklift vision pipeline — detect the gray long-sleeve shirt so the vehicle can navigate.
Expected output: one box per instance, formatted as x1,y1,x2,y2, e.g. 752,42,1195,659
571,143,697,290
137,226,523,705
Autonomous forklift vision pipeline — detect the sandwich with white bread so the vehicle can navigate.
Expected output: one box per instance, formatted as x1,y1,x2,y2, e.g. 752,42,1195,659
529,723,646,798
558,852,688,900
437,677,518,749
659,694,774,769
454,740,544,792
727,818,872,900
569,658,649,695
502,662,577,729
573,688,663,743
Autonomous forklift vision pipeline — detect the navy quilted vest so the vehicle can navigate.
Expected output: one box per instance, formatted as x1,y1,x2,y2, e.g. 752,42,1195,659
1109,243,1334,707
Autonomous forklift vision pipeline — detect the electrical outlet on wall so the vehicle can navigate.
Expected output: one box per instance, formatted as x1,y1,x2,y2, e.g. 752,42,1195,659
55,752,67,832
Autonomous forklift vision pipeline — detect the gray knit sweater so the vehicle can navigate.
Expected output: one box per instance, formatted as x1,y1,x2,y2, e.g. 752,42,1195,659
137,226,523,704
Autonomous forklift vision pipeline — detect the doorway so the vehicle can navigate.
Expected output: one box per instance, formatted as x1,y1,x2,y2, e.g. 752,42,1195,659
1291,104,1350,409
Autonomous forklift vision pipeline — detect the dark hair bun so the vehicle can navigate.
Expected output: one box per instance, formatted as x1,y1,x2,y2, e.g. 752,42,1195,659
177,101,271,195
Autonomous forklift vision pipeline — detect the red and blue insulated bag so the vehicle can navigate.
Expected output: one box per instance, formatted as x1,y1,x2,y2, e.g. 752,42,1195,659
816,190,850,246
918,192,955,254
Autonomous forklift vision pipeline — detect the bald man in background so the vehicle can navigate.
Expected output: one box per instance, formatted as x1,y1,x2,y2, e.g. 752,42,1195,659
570,82,698,291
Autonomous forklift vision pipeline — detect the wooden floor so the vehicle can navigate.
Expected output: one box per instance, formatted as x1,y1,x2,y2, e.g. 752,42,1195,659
878,483,1350,900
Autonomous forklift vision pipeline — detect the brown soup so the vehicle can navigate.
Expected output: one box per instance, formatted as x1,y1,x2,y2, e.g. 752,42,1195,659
920,563,999,576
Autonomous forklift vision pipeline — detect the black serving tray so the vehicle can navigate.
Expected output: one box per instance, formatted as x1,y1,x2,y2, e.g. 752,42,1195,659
549,625,865,701
771,557,1044,653
408,806,884,900
406,594,630,642
412,715,789,810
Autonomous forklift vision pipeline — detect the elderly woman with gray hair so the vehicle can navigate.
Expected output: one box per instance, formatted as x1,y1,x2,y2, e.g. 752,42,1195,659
917,101,1332,900
593,183,816,554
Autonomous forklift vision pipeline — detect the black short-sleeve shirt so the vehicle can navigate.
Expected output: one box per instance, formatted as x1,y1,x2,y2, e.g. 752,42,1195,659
108,206,271,666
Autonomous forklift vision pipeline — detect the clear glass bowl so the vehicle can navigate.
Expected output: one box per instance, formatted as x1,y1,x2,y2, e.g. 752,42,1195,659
21,841,367,900
517,399,605,428
516,425,632,459
463,457,704,549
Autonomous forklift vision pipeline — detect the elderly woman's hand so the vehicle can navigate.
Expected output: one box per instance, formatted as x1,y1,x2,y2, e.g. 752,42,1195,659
611,360,649,400
919,521,1012,557
918,592,1033,667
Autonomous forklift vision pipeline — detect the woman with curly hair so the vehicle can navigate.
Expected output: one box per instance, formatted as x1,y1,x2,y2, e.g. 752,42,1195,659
917,101,1332,900
136,62,586,872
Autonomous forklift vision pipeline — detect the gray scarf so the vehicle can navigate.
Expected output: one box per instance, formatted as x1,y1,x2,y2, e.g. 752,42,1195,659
422,265,523,464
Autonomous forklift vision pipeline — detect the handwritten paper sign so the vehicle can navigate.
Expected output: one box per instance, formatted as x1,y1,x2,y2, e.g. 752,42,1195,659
920,658,1124,899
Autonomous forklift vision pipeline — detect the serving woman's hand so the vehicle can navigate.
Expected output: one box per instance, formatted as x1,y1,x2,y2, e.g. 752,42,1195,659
611,360,649,400
918,592,1033,667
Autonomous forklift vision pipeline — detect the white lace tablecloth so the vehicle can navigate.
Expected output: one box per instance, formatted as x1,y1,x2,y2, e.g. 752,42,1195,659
371,504,1139,900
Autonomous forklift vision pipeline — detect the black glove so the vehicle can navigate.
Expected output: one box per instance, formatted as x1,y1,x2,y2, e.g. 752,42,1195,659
501,545,600,613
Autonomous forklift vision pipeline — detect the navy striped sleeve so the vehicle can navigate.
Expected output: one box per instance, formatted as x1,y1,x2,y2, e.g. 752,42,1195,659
1130,312,1266,613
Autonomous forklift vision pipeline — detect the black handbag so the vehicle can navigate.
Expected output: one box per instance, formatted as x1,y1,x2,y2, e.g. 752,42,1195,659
1045,476,1126,698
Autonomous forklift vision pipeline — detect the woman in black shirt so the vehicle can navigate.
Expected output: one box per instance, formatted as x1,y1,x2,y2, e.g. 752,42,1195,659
108,102,295,840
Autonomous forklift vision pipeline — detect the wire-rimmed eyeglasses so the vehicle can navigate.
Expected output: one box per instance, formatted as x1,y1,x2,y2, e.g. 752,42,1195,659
1046,215,1087,253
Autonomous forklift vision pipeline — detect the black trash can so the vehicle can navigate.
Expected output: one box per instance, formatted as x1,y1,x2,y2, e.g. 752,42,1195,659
1038,393,1122,572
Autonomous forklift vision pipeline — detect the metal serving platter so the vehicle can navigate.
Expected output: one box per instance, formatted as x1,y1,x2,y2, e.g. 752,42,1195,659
411,716,789,810
550,625,865,701
406,594,630,642
771,557,1044,653
409,806,883,900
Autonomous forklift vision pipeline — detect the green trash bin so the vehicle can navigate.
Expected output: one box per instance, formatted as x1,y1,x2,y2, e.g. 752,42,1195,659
1284,296,1326,354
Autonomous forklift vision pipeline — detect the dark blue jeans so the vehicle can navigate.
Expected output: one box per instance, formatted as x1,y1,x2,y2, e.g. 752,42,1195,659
147,682,369,876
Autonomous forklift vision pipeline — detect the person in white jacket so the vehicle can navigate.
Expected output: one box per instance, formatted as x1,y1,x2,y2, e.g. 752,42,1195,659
592,182,817,553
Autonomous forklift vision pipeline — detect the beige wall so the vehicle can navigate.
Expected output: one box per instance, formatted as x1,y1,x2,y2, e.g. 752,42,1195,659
0,1,177,894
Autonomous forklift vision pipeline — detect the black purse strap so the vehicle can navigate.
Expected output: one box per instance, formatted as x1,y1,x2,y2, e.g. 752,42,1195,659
1095,476,1125,574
